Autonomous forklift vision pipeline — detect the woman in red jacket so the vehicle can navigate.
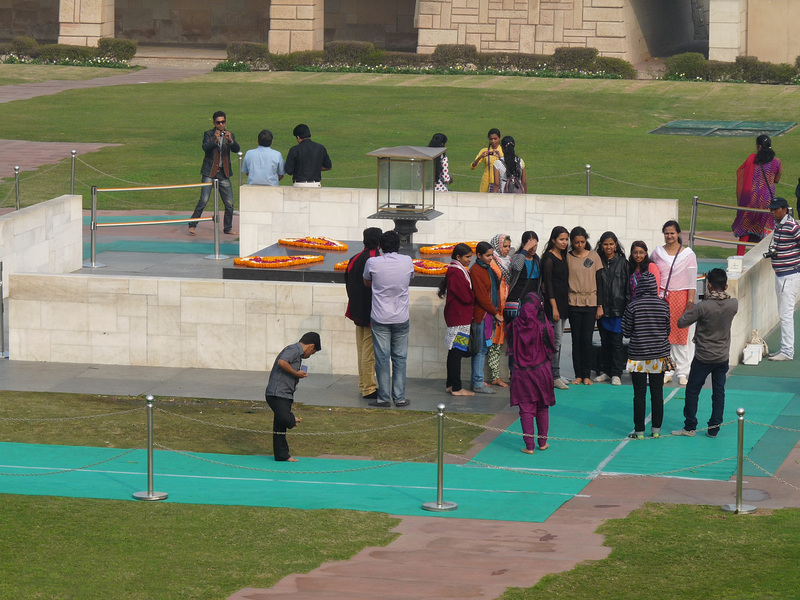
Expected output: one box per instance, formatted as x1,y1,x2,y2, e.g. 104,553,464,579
470,241,504,394
437,243,476,396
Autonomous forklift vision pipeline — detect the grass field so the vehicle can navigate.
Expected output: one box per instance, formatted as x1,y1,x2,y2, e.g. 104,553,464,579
2,68,800,233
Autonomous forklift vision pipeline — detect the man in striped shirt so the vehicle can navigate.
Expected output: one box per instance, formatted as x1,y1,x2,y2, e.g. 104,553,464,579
768,197,800,361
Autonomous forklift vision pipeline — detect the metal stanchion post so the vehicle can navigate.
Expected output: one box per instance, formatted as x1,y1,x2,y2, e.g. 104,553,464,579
585,164,591,196
689,195,699,249
14,166,20,210
0,262,7,359
422,403,458,512
721,408,756,514
70,150,76,195
238,151,243,199
134,395,168,501
205,179,229,260
83,186,105,268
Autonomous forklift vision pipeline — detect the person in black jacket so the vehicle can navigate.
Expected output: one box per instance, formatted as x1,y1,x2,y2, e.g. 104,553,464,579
594,232,630,386
344,227,383,400
622,271,671,439
188,110,240,236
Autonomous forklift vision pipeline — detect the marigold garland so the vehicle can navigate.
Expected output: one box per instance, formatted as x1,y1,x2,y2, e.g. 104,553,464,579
413,259,448,275
334,260,349,271
419,241,479,255
234,255,324,269
278,236,348,251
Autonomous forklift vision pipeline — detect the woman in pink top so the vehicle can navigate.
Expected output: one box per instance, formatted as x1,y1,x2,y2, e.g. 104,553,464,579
650,221,697,385
628,240,661,299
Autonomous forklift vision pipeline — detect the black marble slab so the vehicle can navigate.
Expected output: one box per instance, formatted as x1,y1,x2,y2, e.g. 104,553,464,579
222,241,451,287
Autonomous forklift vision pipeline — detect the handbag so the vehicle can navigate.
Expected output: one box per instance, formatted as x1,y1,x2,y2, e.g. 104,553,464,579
468,321,484,356
662,356,677,372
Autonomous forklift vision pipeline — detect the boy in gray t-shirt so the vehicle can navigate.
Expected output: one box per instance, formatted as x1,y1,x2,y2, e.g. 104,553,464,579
265,332,321,461
673,269,739,438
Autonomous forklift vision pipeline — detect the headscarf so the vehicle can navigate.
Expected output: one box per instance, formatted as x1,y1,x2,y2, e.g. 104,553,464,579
490,233,512,284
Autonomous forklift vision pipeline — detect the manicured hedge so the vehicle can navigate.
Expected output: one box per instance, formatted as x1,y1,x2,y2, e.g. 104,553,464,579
665,52,799,84
98,38,138,62
3,36,136,66
223,41,638,79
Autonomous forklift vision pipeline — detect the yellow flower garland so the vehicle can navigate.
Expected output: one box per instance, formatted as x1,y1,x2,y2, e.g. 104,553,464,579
419,241,479,255
234,255,324,269
279,236,348,251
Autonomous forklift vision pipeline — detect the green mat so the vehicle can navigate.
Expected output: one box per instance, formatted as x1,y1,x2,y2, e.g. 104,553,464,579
83,240,240,258
472,385,795,481
0,442,586,522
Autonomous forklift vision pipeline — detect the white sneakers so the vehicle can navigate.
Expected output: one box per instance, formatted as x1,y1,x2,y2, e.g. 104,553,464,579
554,378,569,390
611,376,622,386
768,352,793,361
594,373,610,383
679,375,688,385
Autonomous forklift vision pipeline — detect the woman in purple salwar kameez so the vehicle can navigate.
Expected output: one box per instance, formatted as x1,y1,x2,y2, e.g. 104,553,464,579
507,292,556,454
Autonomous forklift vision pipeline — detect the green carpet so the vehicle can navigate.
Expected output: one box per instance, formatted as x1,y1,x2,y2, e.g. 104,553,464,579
472,385,795,481
83,240,239,257
0,442,585,522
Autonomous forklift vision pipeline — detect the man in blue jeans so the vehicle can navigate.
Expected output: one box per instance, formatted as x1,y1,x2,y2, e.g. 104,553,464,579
188,110,240,236
672,268,738,438
363,230,414,407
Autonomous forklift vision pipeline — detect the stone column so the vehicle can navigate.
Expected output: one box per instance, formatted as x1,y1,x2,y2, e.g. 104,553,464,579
58,0,115,46
708,0,747,61
269,0,325,54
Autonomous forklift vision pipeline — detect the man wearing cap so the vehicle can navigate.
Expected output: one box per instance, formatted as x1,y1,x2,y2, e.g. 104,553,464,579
284,124,332,187
264,332,321,461
767,197,800,361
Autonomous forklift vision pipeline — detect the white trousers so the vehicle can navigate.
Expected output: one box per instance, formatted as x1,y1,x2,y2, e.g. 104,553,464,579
671,323,695,378
775,272,800,359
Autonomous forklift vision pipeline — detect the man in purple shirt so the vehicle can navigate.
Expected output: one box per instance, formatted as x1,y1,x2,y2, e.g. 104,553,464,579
363,230,414,407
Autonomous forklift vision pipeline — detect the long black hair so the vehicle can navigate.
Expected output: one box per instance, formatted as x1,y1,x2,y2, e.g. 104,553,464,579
543,226,569,255
755,134,776,165
500,135,519,177
569,226,590,252
517,230,539,255
596,231,625,263
628,240,652,273
438,243,473,298
429,132,448,182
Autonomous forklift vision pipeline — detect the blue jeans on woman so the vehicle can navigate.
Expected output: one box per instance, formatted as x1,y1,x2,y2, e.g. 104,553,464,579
371,319,409,404
470,320,490,390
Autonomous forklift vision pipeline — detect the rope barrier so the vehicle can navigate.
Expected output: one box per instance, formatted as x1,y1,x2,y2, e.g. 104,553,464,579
155,443,436,474
745,457,800,493
77,157,149,186
592,172,730,192
96,182,212,193
0,447,139,477
0,407,144,422
154,407,438,436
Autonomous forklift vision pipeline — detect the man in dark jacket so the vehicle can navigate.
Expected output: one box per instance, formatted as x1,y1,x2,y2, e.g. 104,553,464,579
673,268,739,438
345,227,383,400
189,110,240,236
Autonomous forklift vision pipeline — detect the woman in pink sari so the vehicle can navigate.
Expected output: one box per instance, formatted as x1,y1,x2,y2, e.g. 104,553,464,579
732,134,781,256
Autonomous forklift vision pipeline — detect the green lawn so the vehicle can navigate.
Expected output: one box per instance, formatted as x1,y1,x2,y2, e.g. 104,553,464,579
502,503,800,600
0,64,135,86
2,69,799,232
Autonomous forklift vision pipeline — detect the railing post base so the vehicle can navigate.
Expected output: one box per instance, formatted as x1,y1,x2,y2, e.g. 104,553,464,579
720,407,756,515
421,403,458,512
133,395,168,502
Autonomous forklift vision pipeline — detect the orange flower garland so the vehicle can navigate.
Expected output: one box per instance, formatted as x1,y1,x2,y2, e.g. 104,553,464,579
279,236,348,251
419,241,479,255
334,260,349,271
413,259,448,275
234,255,324,269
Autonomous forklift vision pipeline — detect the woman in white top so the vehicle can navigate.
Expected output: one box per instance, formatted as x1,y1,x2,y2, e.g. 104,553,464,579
650,220,697,385
492,136,527,194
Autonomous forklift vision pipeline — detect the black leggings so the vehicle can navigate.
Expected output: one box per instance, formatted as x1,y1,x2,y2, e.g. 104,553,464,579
446,347,469,392
631,372,664,433
569,307,596,380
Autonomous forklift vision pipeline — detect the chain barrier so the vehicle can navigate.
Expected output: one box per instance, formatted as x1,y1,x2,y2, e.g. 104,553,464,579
446,453,591,479
444,415,737,442
591,172,730,192
745,457,800,493
0,407,144,422
77,157,149,186
154,406,437,436
745,420,800,433
0,447,139,477
155,442,436,474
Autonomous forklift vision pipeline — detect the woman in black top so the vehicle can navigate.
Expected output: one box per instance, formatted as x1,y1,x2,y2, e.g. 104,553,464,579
541,226,570,390
594,231,630,386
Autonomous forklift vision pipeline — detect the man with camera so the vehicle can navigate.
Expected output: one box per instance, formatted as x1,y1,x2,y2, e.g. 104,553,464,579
767,197,800,361
188,110,240,236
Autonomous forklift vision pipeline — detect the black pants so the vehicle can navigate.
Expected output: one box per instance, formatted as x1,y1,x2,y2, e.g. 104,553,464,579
631,372,664,433
446,347,469,392
266,395,296,461
598,322,625,378
569,307,596,380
